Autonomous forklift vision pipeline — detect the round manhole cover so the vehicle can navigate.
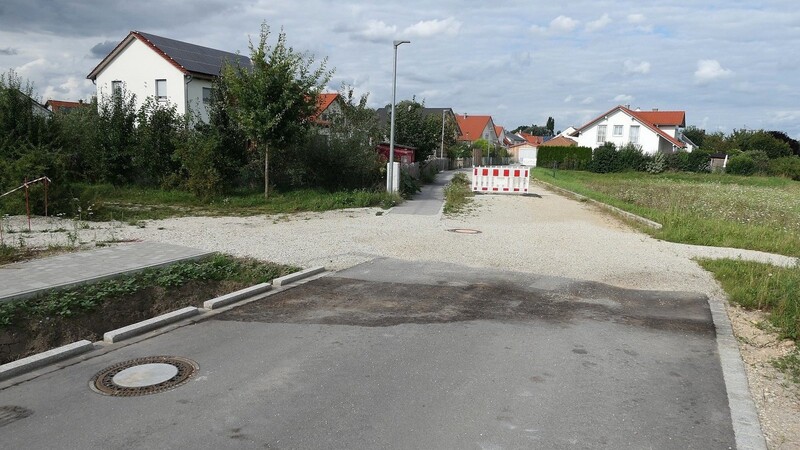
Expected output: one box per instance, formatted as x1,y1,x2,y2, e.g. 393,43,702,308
90,356,198,397
0,406,33,427
446,228,482,234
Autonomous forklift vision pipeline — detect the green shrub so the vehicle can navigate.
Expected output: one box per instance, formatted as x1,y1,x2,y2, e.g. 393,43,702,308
646,151,666,174
537,146,592,170
399,168,421,198
726,154,756,175
617,143,647,171
588,143,621,173
665,150,690,171
768,156,800,180
687,149,712,172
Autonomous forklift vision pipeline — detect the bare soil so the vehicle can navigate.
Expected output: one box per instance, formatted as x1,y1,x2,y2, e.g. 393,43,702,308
0,279,249,364
727,303,800,449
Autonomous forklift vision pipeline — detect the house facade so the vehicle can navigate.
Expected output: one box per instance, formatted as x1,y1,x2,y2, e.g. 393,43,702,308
456,114,499,145
87,31,250,123
571,105,695,155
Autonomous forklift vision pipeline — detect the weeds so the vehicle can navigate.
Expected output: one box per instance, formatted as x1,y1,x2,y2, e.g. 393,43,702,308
0,254,298,328
772,350,800,384
443,173,474,215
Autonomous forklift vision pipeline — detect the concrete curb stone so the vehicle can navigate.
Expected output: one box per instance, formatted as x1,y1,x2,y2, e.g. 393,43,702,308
0,340,94,381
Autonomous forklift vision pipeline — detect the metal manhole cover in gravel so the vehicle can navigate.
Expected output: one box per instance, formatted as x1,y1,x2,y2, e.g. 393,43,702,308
90,356,199,397
446,228,482,234
0,406,33,427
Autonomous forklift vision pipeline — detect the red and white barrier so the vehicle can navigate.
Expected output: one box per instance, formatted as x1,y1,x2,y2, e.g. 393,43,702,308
471,166,530,194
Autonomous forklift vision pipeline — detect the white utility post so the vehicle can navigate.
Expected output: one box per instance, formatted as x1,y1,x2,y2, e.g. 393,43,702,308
387,39,410,193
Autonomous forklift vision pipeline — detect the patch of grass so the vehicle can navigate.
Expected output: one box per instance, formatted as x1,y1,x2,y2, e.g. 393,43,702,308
772,350,800,384
533,168,800,256
0,254,298,328
69,184,400,221
698,258,800,341
443,173,474,215
0,244,76,265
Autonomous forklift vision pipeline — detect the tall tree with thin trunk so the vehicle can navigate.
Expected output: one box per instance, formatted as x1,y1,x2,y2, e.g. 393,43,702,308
220,23,331,198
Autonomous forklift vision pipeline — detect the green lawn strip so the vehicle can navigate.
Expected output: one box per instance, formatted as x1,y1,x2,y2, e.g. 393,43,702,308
443,173,474,215
532,168,800,257
698,258,800,341
71,184,400,221
0,253,299,328
699,258,800,382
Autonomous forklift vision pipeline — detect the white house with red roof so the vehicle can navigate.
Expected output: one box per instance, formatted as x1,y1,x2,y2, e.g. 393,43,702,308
570,105,696,155
87,31,251,123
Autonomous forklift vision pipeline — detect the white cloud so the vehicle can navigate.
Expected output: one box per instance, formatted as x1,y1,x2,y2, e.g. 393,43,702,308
627,14,646,24
623,59,651,75
581,96,594,105
694,59,733,83
358,20,397,42
532,15,579,35
614,94,634,103
564,95,574,103
551,15,579,33
586,14,612,32
404,17,461,38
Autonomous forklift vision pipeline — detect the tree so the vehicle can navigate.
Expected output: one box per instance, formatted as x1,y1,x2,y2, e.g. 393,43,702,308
546,116,555,135
683,126,706,148
220,23,332,198
512,124,550,136
768,131,800,156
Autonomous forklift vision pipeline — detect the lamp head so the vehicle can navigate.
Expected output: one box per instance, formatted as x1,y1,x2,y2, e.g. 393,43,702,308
393,40,411,47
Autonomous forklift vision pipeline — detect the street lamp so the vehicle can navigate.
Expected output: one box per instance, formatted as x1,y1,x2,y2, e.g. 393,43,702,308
387,39,410,193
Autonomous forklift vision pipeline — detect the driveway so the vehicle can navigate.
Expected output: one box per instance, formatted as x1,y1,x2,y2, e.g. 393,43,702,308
0,177,769,448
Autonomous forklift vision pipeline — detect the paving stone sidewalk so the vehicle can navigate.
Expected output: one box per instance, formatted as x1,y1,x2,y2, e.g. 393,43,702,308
0,242,214,303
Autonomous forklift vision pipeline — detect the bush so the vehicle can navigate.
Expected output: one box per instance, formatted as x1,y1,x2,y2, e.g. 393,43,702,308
588,143,620,173
665,150,690,172
743,150,770,174
726,154,756,175
646,151,666,174
768,156,800,180
687,149,712,172
537,146,591,170
399,168,421,198
617,143,647,171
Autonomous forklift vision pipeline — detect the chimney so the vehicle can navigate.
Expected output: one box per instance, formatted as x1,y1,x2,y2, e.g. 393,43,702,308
652,108,659,111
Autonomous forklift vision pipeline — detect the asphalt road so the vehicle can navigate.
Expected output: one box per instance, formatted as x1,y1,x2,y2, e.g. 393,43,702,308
0,258,734,449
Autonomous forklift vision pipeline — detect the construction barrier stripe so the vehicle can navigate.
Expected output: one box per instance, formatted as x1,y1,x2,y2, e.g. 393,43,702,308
470,166,531,195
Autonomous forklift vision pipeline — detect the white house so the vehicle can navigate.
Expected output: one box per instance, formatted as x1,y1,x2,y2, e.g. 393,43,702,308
87,31,250,123
570,105,696,154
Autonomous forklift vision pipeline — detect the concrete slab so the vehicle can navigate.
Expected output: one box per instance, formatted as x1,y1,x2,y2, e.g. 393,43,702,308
203,283,272,310
0,242,215,303
272,266,326,286
103,306,200,343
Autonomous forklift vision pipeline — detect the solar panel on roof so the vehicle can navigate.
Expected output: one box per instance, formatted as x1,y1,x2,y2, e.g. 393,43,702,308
137,31,251,76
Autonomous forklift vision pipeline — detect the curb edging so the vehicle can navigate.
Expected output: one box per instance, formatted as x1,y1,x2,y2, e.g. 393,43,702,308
103,306,200,343
0,340,94,381
204,282,272,310
273,266,325,286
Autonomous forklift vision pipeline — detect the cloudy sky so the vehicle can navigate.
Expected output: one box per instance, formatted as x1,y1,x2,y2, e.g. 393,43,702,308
2,1,799,138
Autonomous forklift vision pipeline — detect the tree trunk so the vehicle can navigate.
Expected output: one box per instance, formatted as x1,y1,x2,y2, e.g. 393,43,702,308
264,143,270,199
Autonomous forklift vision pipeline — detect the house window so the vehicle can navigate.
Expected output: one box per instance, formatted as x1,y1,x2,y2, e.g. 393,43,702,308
202,87,213,105
613,125,623,137
597,125,607,143
111,80,122,96
155,79,167,102
630,125,640,144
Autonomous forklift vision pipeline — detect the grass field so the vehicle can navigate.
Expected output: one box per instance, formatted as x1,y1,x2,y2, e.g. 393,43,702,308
532,169,800,257
532,168,800,363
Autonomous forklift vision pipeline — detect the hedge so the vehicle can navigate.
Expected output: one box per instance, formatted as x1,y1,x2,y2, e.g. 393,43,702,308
537,146,592,170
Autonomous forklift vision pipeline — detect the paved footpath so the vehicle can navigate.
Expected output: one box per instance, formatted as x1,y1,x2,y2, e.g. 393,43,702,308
389,169,460,216
0,242,214,303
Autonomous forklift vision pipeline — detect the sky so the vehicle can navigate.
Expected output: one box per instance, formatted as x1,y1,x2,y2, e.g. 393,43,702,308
1,1,799,139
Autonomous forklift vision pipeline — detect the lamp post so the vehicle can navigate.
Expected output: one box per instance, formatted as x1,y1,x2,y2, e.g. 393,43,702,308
387,39,410,193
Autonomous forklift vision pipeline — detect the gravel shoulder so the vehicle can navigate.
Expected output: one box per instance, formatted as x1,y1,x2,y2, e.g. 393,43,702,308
3,182,798,448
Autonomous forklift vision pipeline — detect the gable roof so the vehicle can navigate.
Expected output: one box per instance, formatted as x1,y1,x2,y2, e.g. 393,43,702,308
87,31,251,80
45,100,85,113
312,93,341,125
518,132,544,145
575,105,687,148
456,114,492,141
494,125,504,138
539,135,577,147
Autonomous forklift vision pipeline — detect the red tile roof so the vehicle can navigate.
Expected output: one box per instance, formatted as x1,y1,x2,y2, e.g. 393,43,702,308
519,132,544,145
494,125,504,138
312,93,340,124
456,115,492,142
539,135,577,147
45,100,85,113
